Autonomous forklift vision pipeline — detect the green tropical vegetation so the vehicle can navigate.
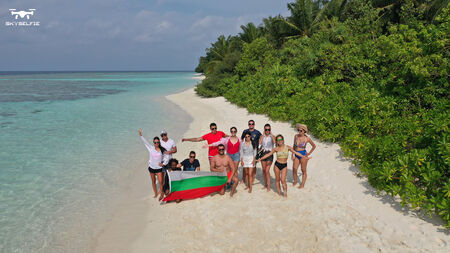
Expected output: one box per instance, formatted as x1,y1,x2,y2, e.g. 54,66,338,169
195,0,450,226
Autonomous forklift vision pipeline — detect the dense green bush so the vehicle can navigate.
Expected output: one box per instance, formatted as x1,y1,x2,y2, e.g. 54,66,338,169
195,0,449,226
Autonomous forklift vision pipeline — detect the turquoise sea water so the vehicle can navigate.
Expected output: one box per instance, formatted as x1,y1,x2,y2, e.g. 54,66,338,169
0,72,196,252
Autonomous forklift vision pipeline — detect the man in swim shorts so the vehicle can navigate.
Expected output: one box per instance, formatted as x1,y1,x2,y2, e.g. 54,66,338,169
210,144,239,197
182,123,226,167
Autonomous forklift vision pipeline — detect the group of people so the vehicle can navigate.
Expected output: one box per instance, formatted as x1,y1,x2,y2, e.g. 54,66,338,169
139,120,316,200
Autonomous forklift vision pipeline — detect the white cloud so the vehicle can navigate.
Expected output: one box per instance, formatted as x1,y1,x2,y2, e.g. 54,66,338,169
187,14,265,43
156,21,172,32
131,11,177,43
0,0,290,70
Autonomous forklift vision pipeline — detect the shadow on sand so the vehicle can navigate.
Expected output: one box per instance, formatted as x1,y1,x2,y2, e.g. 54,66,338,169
335,148,449,234
237,164,300,196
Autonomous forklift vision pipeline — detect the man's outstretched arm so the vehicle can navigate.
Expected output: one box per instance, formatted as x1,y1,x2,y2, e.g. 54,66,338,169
182,137,203,142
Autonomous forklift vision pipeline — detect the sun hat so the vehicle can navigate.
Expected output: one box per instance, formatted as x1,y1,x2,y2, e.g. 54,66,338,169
160,130,168,136
295,123,308,133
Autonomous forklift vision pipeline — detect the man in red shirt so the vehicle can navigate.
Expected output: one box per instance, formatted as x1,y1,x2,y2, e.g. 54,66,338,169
182,123,227,167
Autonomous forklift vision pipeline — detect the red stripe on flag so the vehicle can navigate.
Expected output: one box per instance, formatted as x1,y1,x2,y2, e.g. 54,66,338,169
163,185,225,202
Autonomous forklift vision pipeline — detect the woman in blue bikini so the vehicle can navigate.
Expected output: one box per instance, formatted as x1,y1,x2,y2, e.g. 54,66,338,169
292,124,316,189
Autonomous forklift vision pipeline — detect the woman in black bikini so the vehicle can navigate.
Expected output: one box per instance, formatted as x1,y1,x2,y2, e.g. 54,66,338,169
257,134,310,197
292,124,316,188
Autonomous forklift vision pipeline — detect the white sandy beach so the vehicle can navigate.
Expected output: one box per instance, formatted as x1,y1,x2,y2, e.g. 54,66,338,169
94,87,449,253
192,73,206,80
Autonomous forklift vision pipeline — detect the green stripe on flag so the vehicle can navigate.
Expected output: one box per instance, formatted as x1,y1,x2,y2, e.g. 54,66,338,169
170,175,227,192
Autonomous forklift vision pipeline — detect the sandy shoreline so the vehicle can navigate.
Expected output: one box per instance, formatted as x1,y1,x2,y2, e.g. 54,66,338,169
94,87,449,253
191,73,205,80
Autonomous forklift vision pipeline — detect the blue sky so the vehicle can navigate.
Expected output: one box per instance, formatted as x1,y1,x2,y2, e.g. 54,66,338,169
0,0,291,71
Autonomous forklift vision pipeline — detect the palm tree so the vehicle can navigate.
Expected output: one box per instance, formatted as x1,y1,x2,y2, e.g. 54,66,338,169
276,0,348,39
203,35,230,73
262,15,291,47
322,0,349,21
202,35,242,74
239,22,264,43
372,0,449,24
424,0,449,22
284,0,321,37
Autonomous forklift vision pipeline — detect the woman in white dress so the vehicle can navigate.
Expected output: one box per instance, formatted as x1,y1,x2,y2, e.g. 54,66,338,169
240,132,257,193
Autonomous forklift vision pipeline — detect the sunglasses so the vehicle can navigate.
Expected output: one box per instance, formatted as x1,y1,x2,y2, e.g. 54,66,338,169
248,123,254,126
211,127,217,130
298,129,304,132
154,141,160,144
265,128,271,131
190,156,195,158
218,149,225,151
231,130,237,133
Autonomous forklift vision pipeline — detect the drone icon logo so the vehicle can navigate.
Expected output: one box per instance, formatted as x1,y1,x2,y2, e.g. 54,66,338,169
9,9,36,19
5,8,40,26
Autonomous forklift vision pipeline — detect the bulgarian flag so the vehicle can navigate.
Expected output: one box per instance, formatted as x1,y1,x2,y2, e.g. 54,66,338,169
162,170,230,202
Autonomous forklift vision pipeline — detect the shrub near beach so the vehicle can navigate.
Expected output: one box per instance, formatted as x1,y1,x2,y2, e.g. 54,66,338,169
195,0,450,226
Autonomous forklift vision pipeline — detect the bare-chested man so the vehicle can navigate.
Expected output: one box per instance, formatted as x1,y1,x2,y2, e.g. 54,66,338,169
210,144,239,197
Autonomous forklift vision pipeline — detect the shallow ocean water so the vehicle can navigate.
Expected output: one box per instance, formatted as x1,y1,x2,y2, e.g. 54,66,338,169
0,72,196,252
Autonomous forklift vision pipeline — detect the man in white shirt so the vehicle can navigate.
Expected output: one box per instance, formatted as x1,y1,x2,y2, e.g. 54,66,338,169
160,130,177,159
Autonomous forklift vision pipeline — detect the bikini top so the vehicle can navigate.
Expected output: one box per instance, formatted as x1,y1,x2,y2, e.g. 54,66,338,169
261,135,274,151
295,136,307,149
277,146,289,159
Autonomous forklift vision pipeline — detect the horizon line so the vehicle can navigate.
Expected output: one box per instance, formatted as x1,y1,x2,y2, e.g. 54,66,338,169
0,70,195,72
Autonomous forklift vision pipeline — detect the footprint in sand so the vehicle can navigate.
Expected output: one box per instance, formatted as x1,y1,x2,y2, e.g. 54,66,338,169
435,237,447,247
